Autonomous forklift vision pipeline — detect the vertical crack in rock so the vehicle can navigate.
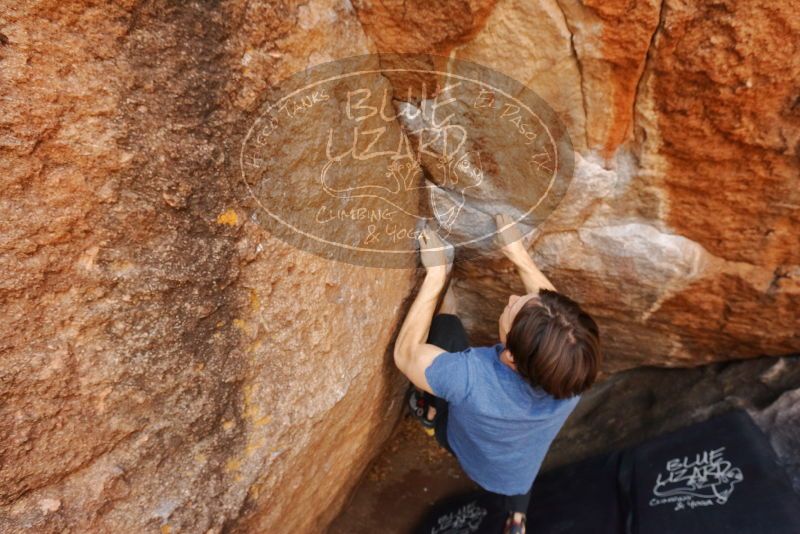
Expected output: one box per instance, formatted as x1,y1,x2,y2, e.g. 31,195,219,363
631,0,667,150
553,0,589,151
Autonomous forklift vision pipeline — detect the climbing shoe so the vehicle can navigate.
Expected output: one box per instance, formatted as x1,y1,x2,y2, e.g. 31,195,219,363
503,512,526,534
407,386,436,436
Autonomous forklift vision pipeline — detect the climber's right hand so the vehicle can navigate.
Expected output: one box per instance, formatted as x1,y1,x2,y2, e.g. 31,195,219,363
494,213,530,264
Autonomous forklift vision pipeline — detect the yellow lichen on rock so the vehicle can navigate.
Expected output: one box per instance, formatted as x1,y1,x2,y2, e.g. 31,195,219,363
216,209,239,226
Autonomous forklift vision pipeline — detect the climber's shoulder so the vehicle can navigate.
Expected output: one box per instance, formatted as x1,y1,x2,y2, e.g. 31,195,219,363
396,343,450,397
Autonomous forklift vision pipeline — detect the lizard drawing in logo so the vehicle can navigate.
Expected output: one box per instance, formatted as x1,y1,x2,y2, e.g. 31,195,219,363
319,127,484,238
652,447,744,505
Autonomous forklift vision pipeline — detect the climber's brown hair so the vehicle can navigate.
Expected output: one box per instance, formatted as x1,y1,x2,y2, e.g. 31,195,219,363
505,289,601,399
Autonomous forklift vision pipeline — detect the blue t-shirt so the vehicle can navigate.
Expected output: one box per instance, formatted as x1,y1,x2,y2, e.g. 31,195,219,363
425,343,580,495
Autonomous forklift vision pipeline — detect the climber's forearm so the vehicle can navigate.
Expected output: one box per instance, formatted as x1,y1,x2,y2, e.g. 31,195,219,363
511,251,557,294
393,267,447,367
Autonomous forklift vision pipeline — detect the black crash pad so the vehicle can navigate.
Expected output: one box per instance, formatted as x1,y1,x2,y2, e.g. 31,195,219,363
620,409,800,534
414,410,800,534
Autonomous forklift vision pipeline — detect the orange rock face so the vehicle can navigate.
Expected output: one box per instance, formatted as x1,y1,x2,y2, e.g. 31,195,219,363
1,0,798,532
447,0,799,370
646,0,800,362
351,0,498,56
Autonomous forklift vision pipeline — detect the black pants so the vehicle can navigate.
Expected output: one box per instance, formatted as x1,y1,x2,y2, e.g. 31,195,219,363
425,313,533,515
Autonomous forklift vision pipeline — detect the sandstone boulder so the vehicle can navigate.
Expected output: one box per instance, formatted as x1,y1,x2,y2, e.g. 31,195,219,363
1,1,413,533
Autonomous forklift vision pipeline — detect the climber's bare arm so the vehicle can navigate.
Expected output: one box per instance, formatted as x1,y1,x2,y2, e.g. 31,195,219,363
495,213,556,293
510,252,556,294
393,269,447,394
393,228,450,395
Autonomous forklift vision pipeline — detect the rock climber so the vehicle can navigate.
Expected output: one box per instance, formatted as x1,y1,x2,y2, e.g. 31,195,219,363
393,214,602,534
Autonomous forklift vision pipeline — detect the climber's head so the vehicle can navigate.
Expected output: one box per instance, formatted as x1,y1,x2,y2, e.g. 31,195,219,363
498,289,601,399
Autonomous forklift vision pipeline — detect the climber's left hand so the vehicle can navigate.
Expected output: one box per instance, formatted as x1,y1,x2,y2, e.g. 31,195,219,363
418,226,452,274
